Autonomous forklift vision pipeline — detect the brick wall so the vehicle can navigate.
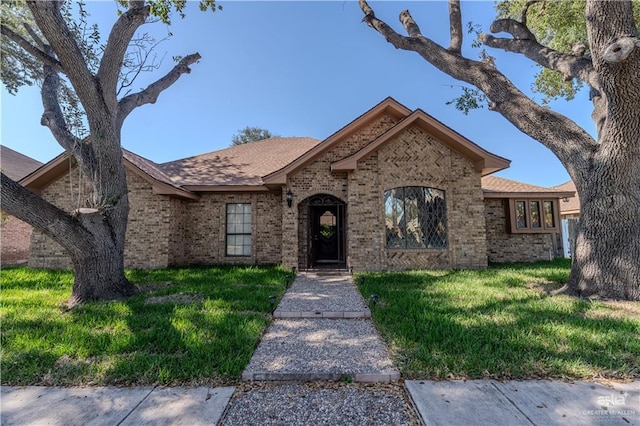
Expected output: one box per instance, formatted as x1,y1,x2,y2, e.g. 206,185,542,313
1,216,33,265
284,113,400,268
29,168,173,269
348,126,487,271
484,198,556,263
185,192,282,266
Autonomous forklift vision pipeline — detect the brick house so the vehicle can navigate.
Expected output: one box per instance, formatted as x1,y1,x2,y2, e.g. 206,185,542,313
21,98,573,270
1,146,43,265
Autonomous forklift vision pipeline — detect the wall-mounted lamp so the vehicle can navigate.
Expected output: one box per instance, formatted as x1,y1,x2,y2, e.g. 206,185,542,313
562,197,570,203
286,189,293,208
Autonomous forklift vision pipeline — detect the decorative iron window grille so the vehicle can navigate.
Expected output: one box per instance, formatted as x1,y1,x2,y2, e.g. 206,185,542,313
384,187,447,249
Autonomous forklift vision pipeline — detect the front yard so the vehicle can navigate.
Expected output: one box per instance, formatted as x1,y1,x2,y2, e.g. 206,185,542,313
1,266,288,386
357,259,640,381
2,260,638,386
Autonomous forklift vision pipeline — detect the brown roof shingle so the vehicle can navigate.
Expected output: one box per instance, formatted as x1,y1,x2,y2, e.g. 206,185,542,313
482,175,575,198
554,180,580,214
159,137,321,187
1,146,43,181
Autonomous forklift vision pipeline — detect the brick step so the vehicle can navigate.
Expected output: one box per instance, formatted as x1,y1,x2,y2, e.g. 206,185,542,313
241,371,400,383
273,310,371,319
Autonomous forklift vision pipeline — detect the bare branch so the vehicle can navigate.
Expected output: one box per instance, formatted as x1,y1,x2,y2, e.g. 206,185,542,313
399,10,422,38
448,0,462,54
520,0,543,26
117,53,201,127
357,0,596,180
1,172,93,255
97,1,150,107
1,24,63,73
26,1,98,109
479,18,598,87
117,35,168,97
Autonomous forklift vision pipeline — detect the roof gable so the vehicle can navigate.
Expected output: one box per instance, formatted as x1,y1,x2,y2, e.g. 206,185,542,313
20,150,198,200
263,97,412,185
331,109,510,176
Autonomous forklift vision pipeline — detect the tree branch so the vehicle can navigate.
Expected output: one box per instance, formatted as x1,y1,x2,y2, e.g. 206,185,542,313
0,24,63,73
116,53,201,127
39,44,96,177
26,1,99,112
97,1,150,109
358,0,596,181
1,172,93,255
480,18,598,87
448,0,462,54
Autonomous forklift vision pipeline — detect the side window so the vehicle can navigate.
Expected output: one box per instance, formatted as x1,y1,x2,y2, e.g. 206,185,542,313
226,203,252,256
510,199,559,233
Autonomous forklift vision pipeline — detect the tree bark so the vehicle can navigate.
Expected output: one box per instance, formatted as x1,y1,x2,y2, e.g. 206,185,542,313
359,0,640,300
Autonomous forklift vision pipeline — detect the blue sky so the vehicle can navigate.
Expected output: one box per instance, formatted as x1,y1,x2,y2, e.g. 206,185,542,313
1,1,596,187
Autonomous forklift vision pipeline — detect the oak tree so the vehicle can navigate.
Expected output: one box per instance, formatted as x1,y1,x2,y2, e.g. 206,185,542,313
359,0,639,300
0,0,217,306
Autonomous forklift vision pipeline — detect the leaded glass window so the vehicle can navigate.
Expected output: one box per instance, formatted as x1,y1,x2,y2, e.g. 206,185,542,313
384,187,447,249
530,201,541,228
226,203,252,256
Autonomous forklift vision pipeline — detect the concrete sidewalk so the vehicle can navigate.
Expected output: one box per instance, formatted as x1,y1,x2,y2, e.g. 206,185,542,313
0,386,234,426
406,379,640,426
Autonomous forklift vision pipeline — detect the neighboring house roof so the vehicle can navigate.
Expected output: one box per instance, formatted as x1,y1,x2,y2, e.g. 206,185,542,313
160,137,321,189
554,180,580,215
482,176,575,199
0,145,43,181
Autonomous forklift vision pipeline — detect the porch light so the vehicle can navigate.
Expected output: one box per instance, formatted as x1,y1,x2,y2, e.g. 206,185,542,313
286,189,294,208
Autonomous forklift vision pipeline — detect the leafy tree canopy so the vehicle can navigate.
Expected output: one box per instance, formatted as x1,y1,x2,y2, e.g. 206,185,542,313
495,0,640,104
231,126,280,146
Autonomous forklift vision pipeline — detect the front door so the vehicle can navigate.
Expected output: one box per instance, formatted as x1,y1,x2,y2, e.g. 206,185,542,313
309,198,345,267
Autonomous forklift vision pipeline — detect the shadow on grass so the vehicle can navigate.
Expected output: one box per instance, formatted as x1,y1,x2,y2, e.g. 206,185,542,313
359,260,639,380
1,265,289,386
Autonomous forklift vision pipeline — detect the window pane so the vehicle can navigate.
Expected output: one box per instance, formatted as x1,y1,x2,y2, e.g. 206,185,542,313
544,201,555,228
530,201,541,228
404,187,424,248
422,188,447,248
385,189,405,248
516,201,527,228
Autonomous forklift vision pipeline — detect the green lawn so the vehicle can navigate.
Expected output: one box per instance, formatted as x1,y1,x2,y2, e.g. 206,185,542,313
357,259,640,381
1,266,289,386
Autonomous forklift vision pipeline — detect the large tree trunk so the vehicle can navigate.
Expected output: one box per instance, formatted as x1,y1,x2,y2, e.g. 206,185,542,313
570,178,640,300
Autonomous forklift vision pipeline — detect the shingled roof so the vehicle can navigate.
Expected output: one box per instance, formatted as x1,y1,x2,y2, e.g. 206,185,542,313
482,175,575,199
1,146,43,181
554,180,580,215
160,137,321,188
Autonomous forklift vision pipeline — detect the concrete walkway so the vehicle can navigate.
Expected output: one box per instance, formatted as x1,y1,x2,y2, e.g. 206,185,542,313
242,271,399,382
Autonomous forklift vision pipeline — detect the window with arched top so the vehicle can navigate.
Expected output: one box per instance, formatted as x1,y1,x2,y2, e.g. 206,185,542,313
384,187,447,249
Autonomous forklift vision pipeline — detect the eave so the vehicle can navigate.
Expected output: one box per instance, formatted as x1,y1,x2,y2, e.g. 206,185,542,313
483,191,575,199
181,185,272,193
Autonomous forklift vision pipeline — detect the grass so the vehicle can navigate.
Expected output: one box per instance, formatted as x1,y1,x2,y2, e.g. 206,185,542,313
1,265,289,386
357,259,640,381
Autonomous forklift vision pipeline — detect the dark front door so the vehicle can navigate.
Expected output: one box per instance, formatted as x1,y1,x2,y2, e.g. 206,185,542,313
309,199,345,266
